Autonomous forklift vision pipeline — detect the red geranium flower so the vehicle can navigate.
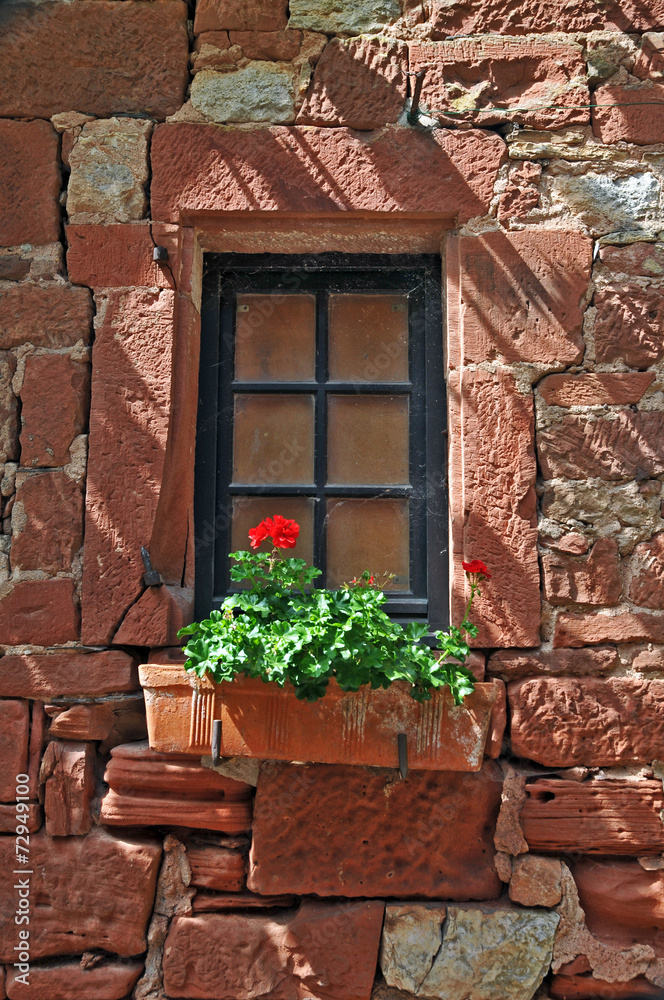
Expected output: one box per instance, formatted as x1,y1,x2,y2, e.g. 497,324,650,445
248,521,271,549
462,559,491,579
248,515,300,550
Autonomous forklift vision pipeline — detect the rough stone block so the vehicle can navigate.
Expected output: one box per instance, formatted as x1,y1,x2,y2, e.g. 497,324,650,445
541,538,622,606
554,610,664,647
0,827,161,961
81,288,175,645
191,64,296,123
0,802,41,834
380,902,558,1000
248,761,502,899
0,651,138,699
288,0,400,32
151,124,506,224
67,118,152,224
194,0,288,32
497,160,541,223
19,353,89,468
488,646,619,680
550,170,661,235
0,283,92,351
47,702,116,741
187,845,246,891
593,283,664,367
428,0,664,34
163,900,384,1000
550,973,661,998
101,789,252,834
0,351,18,463
410,38,588,129
593,83,664,144
571,859,664,955
298,36,407,130
538,411,664,481
509,855,563,907
538,372,655,407
113,584,194,645
0,579,79,645
5,960,143,1000
600,241,664,277
0,700,30,801
66,223,179,288
447,231,591,366
0,0,188,120
0,120,60,247
521,778,664,854
509,677,664,766
630,532,664,608
11,471,83,572
41,741,95,837
229,29,302,61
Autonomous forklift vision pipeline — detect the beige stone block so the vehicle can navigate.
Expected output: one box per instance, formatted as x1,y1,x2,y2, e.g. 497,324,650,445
67,118,152,224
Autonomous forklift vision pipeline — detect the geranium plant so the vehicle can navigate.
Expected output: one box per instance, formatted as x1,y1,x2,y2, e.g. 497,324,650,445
179,516,490,705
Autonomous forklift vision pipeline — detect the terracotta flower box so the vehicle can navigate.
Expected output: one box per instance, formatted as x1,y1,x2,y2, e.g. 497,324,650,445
139,664,505,772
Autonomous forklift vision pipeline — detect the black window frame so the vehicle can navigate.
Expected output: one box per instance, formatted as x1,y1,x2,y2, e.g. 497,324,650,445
195,252,449,633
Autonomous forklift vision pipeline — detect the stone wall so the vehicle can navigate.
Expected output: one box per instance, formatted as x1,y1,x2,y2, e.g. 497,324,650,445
1,1,664,998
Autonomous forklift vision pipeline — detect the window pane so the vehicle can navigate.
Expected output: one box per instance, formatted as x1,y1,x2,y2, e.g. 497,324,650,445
232,394,315,485
327,395,409,485
326,498,410,590
328,293,409,382
235,294,316,381
231,497,314,563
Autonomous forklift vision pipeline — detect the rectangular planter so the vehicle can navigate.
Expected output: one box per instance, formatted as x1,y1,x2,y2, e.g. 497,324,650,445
139,664,504,772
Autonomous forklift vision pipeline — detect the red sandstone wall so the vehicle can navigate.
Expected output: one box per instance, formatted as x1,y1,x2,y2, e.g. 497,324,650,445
1,2,664,999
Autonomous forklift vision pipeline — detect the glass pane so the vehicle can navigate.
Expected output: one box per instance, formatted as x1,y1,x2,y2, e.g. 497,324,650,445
231,497,314,563
328,293,409,382
326,498,409,590
327,395,409,485
235,294,316,381
232,394,314,485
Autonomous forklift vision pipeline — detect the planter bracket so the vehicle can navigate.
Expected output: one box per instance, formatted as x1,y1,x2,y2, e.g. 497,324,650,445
398,733,408,781
211,719,222,767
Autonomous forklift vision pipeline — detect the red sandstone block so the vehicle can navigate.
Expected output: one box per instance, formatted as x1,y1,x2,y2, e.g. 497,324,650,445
571,859,664,956
0,579,79,645
113,584,194,646
550,974,661,999
538,372,655,407
101,789,252,833
0,283,92,351
509,676,664,766
554,610,664,647
81,288,175,644
66,223,180,288
542,538,622,606
163,900,384,1000
0,351,18,464
0,827,161,961
410,38,589,130
194,0,288,32
447,231,591,367
47,702,115,741
593,83,664,145
593,282,664,367
428,0,664,35
104,741,251,799
630,531,664,609
600,241,664,276
41,740,95,837
538,411,664,481
6,960,143,1000
0,802,41,834
0,120,60,247
297,36,407,130
488,646,619,679
229,29,301,61
0,1,188,120
187,846,246,891
0,651,138,699
0,700,29,801
150,124,506,225
11,471,83,573
19,354,89,468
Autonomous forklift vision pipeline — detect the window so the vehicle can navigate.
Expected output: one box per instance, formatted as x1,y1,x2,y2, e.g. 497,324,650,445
195,253,448,631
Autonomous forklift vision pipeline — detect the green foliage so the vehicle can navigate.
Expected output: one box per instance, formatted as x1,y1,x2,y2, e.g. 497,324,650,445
179,553,477,704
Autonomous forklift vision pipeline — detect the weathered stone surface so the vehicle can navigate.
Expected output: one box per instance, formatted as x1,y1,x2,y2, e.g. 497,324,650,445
0,1,188,120
11,471,83,572
41,741,95,837
191,64,296,123
488,646,619,680
19,354,89,468
600,241,664,277
539,372,655,407
151,124,506,224
5,959,143,1000
509,677,664,766
551,170,661,236
542,533,590,555
630,533,664,609
593,83,664,144
0,579,79,645
47,702,115,741
0,651,138,699
113,585,194,645
187,845,246,891
66,223,179,289
101,789,252,834
67,118,152,224
411,38,588,129
193,890,295,910
521,779,664,854
229,28,303,61
289,0,400,32
81,288,174,645
249,761,502,898
194,0,288,32
594,283,664,367
550,974,662,998
509,855,563,907
542,538,622,606
381,902,558,1000
163,900,384,1000
298,36,407,130
0,802,41,834
0,283,92,351
428,0,664,34
571,859,664,955
538,412,664,481
0,120,59,247
448,367,539,647
0,827,161,960
0,700,29,801
448,231,591,366
0,351,18,464
554,611,664,647
497,160,541,222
